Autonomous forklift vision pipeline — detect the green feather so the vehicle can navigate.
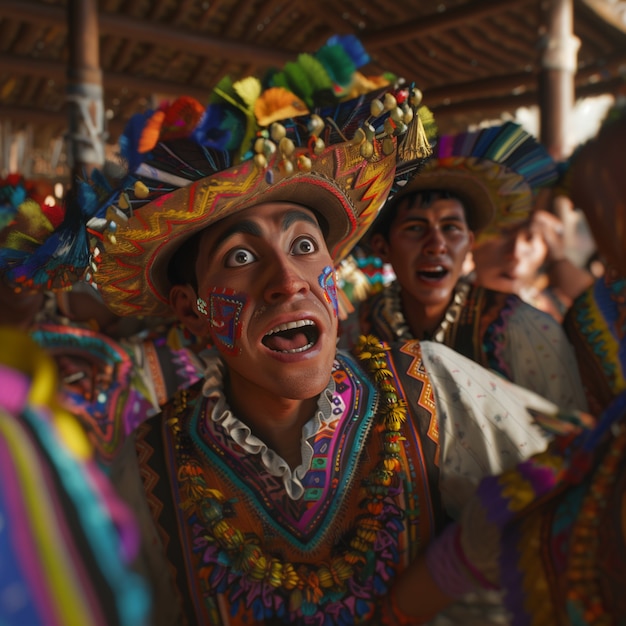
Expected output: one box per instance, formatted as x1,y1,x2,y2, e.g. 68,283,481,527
296,53,333,94
213,79,259,162
273,60,314,108
210,76,237,105
221,109,246,152
315,44,355,88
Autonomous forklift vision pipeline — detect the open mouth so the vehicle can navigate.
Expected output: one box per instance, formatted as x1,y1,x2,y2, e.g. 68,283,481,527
417,266,448,281
262,319,319,354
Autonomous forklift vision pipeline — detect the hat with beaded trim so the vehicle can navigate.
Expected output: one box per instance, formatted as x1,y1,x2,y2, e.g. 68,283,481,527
82,35,435,318
387,121,558,236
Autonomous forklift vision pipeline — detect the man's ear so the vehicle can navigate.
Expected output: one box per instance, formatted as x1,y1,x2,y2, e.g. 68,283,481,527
369,233,390,263
170,284,207,337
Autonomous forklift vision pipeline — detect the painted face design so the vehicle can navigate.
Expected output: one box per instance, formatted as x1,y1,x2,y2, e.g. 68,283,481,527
318,265,338,318
198,288,248,355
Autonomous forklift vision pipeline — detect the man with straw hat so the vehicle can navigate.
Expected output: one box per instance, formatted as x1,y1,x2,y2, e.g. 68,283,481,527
351,122,586,411
1,37,580,625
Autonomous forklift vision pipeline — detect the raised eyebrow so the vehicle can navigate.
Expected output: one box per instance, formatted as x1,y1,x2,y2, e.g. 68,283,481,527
206,210,321,260
205,219,261,261
217,210,319,242
219,219,262,242
282,209,321,231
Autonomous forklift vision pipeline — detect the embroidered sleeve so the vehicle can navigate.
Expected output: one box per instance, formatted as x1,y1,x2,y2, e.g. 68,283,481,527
499,301,588,411
418,340,555,519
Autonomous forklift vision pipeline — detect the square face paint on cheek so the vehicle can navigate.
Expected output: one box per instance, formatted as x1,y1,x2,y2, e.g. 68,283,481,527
319,265,338,318
197,288,248,355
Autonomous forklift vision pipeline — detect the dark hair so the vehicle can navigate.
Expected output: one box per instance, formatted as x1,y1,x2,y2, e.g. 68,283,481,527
370,189,466,241
167,232,203,291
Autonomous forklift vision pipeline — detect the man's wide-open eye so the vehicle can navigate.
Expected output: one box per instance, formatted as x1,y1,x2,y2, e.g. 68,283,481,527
291,236,318,256
225,247,257,267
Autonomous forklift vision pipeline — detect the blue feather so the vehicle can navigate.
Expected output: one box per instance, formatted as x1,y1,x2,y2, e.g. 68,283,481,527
191,103,234,151
0,205,17,230
326,34,370,69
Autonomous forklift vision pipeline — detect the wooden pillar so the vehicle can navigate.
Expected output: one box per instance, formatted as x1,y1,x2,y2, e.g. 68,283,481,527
66,0,104,182
538,0,580,160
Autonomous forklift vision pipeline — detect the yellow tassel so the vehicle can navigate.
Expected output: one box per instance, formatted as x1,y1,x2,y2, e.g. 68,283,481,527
399,109,433,161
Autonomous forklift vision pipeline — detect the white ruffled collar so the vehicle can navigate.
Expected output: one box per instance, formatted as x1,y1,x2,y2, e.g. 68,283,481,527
199,350,335,500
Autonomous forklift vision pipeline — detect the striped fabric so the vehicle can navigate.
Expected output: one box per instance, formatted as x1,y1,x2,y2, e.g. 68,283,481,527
0,332,150,626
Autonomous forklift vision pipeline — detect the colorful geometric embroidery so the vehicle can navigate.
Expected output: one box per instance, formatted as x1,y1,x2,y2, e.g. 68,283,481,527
399,340,439,449
155,350,441,625
208,289,246,355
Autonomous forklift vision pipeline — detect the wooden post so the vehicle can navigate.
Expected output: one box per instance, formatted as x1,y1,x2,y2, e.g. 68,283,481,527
538,0,580,160
538,0,583,264
66,0,104,182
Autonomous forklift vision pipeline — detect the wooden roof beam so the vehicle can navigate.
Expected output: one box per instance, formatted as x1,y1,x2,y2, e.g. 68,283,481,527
3,49,623,110
0,53,211,103
0,0,294,66
432,74,625,119
361,0,534,48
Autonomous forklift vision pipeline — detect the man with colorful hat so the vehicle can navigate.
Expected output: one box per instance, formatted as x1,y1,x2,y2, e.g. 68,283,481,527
350,122,587,410
0,39,588,625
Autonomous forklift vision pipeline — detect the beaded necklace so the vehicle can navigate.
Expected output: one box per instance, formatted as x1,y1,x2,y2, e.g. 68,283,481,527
383,279,470,342
169,335,409,615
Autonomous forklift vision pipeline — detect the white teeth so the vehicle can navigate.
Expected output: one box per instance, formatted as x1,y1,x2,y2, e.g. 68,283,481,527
422,265,444,272
265,319,315,336
276,341,315,354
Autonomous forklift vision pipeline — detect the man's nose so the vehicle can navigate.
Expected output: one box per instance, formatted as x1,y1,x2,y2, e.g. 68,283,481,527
423,227,447,253
263,255,310,302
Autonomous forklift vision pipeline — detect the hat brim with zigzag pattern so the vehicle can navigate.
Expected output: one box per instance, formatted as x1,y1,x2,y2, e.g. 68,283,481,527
95,138,398,318
389,122,558,235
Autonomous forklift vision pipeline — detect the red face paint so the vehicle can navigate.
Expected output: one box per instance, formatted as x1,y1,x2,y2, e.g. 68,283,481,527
202,288,248,356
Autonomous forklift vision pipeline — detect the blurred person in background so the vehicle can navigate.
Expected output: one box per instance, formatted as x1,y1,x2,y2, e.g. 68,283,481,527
348,122,587,410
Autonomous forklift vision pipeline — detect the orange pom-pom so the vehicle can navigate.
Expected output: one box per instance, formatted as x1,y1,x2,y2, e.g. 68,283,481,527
138,110,165,154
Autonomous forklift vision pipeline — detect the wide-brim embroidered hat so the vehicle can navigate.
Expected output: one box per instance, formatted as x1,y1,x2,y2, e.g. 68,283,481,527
388,121,558,235
82,37,434,318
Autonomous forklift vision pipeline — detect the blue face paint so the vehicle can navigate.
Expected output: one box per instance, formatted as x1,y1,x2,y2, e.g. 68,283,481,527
319,265,338,318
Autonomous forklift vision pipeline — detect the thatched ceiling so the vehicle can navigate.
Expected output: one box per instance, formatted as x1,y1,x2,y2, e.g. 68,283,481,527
1,0,625,179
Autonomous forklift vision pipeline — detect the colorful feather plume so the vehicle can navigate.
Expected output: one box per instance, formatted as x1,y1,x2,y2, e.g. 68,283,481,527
435,121,558,192
421,121,559,237
1,35,436,296
0,178,92,291
325,34,371,70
